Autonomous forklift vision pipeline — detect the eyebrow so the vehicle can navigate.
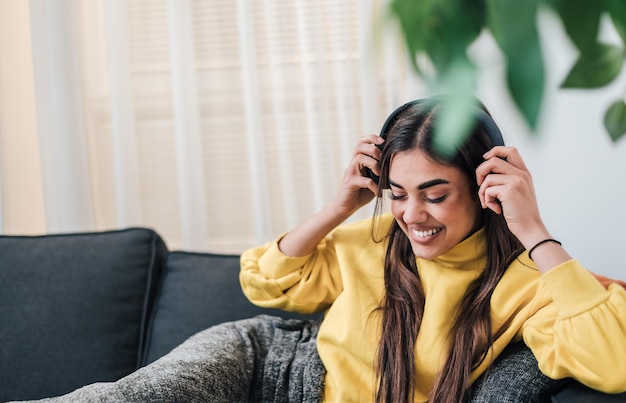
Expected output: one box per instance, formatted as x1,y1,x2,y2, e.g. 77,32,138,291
388,178,450,190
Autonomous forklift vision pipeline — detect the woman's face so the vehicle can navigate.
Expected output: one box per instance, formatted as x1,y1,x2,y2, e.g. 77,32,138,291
388,148,482,259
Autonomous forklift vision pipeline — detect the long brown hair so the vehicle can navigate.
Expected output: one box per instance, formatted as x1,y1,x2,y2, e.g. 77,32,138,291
373,97,524,403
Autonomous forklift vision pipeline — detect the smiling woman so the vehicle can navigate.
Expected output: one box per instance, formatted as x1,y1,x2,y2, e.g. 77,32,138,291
10,96,626,403
241,96,626,402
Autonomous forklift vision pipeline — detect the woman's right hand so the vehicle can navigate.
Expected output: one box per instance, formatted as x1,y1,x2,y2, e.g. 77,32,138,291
331,135,384,216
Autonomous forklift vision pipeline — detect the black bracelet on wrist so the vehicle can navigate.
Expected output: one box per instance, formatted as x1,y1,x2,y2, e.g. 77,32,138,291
528,238,562,261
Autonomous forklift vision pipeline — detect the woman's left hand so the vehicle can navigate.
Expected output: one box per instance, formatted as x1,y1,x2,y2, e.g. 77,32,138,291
475,146,550,250
591,271,626,290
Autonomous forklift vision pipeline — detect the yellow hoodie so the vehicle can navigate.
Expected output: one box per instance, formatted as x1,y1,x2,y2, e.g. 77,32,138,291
240,214,626,401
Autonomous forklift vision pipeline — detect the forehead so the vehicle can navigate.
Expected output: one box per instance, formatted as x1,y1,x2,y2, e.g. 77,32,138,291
389,149,468,186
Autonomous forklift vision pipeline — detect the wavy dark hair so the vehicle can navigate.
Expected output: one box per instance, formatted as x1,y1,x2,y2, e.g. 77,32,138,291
373,97,524,403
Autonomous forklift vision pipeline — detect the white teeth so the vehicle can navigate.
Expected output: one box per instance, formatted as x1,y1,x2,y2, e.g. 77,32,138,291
412,228,442,237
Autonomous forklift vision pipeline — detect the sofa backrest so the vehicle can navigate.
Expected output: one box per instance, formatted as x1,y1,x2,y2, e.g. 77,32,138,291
0,227,322,401
0,228,167,402
143,251,322,365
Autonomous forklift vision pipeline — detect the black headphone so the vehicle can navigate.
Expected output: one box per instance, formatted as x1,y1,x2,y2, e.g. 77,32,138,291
366,97,504,183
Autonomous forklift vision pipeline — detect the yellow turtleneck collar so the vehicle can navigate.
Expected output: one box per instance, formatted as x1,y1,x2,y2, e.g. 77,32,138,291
420,227,487,270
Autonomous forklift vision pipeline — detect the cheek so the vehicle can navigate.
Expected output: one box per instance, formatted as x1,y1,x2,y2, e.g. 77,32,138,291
427,206,453,226
391,201,400,217
390,202,403,220
431,200,474,227
447,199,481,229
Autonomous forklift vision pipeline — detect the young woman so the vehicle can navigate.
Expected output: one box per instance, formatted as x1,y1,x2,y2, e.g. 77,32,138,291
26,96,625,403
240,96,626,402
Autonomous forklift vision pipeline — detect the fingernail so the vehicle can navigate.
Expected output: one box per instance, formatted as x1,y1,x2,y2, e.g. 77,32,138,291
376,136,384,143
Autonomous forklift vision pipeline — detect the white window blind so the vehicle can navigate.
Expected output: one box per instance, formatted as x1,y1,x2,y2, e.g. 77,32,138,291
79,0,418,253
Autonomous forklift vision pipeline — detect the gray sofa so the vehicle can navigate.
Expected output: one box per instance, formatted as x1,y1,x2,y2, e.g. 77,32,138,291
0,228,623,402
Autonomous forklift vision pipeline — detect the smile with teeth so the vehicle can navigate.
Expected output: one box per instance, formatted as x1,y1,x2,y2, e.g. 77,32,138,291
412,227,443,238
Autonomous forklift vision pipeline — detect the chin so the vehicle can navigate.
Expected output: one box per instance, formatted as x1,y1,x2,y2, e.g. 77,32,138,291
411,245,440,260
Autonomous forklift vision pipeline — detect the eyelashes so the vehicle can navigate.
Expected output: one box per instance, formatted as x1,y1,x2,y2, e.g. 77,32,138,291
387,193,404,201
387,192,448,204
425,195,448,203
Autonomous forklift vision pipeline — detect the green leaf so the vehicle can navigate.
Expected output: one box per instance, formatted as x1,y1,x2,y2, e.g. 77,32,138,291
547,0,602,53
390,0,486,78
606,0,626,45
432,60,478,158
487,0,538,50
505,39,544,130
433,97,477,159
389,0,438,74
424,0,486,72
604,100,626,142
561,43,625,88
486,0,544,129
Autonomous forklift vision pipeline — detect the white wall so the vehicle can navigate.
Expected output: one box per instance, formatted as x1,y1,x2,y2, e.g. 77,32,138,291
474,11,626,278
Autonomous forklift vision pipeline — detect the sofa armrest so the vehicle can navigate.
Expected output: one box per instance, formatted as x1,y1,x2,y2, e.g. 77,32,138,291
470,341,561,402
0,228,167,401
470,341,626,402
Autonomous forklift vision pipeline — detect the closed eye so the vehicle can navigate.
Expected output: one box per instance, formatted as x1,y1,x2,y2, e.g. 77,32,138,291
387,192,406,201
424,195,447,203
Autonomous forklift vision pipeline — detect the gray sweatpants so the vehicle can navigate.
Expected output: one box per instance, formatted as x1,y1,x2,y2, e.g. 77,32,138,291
22,315,324,403
17,315,568,402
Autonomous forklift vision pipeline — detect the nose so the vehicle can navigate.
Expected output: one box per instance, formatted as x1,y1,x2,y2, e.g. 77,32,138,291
403,198,428,224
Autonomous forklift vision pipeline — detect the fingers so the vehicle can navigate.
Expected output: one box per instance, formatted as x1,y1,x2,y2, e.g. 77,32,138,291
353,173,379,196
335,136,384,212
476,146,530,186
481,146,527,170
477,146,542,232
354,135,384,159
354,153,380,177
359,134,385,148
591,272,626,290
478,176,514,214
353,135,384,177
476,146,533,214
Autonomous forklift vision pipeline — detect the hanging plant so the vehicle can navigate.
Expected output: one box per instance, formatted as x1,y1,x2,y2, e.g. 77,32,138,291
389,0,626,149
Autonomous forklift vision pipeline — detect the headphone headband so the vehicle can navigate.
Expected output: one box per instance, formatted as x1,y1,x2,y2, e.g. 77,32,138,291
379,98,504,148
366,97,504,182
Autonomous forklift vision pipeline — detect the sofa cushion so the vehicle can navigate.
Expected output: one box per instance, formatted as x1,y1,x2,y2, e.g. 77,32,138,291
0,228,167,401
144,251,322,365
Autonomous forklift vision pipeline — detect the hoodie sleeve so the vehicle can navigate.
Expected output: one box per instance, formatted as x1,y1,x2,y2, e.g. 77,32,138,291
239,234,343,314
522,260,626,393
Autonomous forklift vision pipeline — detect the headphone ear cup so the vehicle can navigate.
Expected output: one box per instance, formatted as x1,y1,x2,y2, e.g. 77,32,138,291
364,100,420,183
365,148,382,183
